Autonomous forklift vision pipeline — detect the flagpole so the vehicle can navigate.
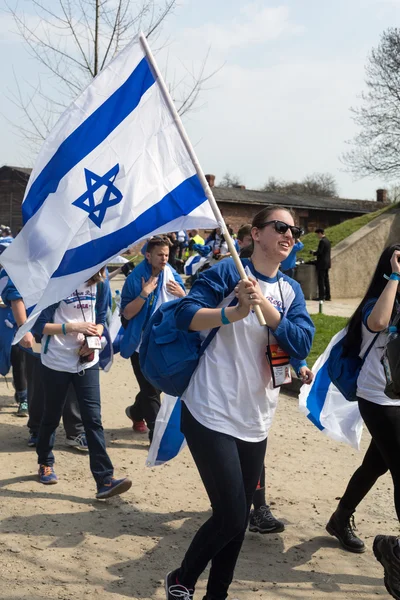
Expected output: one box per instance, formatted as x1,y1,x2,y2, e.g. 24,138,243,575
139,33,266,326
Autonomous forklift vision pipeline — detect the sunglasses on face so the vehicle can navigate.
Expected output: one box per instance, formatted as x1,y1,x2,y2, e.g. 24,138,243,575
261,220,303,240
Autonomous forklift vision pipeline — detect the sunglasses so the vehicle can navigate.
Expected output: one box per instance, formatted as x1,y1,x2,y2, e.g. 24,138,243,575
260,220,303,240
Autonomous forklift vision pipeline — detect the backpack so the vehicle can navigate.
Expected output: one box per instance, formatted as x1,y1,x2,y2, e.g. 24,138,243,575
327,333,378,402
381,312,400,399
139,299,220,397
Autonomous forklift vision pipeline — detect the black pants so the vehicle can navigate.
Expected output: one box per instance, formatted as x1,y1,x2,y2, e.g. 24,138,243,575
25,352,83,437
36,364,113,485
177,403,267,600
340,398,400,520
129,352,161,433
10,345,27,393
317,268,331,300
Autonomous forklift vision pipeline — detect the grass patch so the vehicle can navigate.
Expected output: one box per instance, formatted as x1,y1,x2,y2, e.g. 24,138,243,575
298,203,398,261
308,313,349,366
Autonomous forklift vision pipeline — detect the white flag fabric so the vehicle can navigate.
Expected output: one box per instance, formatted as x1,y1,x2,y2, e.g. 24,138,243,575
298,328,363,450
147,395,186,467
1,35,217,338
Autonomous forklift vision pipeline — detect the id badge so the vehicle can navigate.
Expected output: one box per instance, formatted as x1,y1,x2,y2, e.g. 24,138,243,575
266,344,292,388
86,335,102,350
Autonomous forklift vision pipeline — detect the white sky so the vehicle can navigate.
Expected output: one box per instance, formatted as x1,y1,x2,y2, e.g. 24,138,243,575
1,0,400,199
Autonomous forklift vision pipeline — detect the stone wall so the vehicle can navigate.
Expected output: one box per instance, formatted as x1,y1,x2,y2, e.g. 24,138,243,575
329,209,400,298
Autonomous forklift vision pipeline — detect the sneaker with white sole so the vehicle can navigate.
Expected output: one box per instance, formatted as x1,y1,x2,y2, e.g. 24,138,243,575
38,465,58,485
16,401,29,417
165,570,194,600
66,432,88,451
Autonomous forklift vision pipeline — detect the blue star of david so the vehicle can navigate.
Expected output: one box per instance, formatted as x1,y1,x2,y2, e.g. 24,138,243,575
72,164,123,228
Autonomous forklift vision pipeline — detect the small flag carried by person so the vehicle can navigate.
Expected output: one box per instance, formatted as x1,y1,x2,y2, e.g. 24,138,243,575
2,33,218,339
147,395,186,467
298,329,363,450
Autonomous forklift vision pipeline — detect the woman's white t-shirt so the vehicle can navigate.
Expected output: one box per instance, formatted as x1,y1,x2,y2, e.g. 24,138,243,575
41,285,99,373
182,276,299,442
357,298,400,406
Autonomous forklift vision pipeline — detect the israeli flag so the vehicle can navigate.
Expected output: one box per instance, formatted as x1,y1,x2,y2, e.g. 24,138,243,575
1,34,218,340
184,254,207,277
298,329,363,450
147,396,186,467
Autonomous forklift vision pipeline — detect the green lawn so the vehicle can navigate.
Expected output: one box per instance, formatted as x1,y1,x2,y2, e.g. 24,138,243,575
298,202,398,261
307,313,349,366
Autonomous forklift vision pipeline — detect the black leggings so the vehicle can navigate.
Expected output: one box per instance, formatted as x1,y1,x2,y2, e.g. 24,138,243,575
178,402,267,600
340,398,400,520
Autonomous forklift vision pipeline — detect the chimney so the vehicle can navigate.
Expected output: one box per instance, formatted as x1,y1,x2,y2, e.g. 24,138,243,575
233,184,246,190
376,188,388,203
205,173,215,188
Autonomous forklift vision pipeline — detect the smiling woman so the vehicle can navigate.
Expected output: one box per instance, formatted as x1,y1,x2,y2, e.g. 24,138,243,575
164,205,315,600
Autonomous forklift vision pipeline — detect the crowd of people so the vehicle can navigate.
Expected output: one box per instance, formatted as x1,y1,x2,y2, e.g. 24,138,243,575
0,211,400,600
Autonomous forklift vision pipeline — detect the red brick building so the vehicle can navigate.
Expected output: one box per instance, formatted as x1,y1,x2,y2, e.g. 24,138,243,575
0,165,387,237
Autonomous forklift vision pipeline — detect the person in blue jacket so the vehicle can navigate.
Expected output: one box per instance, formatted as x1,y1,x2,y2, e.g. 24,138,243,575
121,235,185,440
280,239,304,278
164,205,315,600
32,267,131,499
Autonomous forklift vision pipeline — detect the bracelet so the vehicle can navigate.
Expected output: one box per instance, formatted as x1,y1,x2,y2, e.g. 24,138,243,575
221,307,231,325
390,273,400,282
139,293,148,301
62,323,67,335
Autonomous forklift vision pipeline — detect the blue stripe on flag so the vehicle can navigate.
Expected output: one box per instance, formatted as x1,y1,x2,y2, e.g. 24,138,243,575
156,398,185,463
305,359,332,431
23,57,155,224
53,174,207,277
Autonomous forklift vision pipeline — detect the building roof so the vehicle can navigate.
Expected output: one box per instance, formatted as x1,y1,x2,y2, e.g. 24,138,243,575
213,186,382,214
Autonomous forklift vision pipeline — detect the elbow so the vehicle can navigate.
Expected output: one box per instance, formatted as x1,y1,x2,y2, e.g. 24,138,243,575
367,316,388,333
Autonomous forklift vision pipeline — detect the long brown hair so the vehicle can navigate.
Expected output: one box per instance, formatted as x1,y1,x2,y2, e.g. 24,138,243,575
87,266,107,286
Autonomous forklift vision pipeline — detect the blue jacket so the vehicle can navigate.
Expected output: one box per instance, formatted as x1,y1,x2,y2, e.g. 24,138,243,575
120,260,184,359
280,241,304,272
174,258,314,374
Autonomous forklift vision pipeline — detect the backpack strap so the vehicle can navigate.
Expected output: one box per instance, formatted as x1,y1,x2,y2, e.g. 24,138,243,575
362,333,379,363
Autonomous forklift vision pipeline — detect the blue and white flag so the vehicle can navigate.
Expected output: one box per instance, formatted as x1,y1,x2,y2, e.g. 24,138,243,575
298,329,363,450
1,34,218,339
147,395,186,467
184,253,207,277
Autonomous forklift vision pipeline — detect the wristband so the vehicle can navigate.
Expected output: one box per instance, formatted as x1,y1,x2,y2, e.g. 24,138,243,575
139,293,148,301
221,307,231,325
390,273,400,282
62,323,67,335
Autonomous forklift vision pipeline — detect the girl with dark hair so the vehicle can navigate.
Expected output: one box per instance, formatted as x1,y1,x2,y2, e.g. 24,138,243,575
326,245,400,555
164,205,315,600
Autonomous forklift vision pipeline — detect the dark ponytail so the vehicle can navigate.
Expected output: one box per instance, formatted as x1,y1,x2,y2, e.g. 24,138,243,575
343,244,400,356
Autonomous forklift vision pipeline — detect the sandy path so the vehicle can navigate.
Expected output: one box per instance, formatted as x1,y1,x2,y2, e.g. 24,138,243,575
0,353,396,600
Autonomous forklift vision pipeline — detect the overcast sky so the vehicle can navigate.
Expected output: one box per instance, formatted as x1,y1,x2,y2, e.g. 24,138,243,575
1,0,400,200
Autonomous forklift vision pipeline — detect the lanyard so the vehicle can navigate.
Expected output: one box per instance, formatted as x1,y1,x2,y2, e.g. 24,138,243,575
75,287,95,323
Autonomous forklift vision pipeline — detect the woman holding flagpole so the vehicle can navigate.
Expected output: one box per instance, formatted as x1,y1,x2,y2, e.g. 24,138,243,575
165,205,314,600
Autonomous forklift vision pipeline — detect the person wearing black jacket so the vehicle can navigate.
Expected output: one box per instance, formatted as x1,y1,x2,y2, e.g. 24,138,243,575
311,228,331,301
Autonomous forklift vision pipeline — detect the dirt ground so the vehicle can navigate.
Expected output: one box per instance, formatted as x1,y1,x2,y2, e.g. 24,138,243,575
0,353,397,600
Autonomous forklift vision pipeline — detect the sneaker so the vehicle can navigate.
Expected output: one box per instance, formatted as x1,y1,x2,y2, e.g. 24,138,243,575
133,420,148,433
16,401,29,417
373,535,400,600
96,477,132,499
28,432,38,447
66,433,88,451
249,505,285,534
38,465,58,485
165,570,194,600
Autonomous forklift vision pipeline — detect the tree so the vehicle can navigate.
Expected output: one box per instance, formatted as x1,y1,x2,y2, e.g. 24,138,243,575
262,172,338,197
6,0,218,151
218,172,244,188
343,28,400,179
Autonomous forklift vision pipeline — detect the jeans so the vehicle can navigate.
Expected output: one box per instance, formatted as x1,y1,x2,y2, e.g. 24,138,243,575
129,352,161,433
25,352,84,437
36,364,113,485
317,268,331,300
10,345,27,393
177,403,267,600
340,398,400,520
